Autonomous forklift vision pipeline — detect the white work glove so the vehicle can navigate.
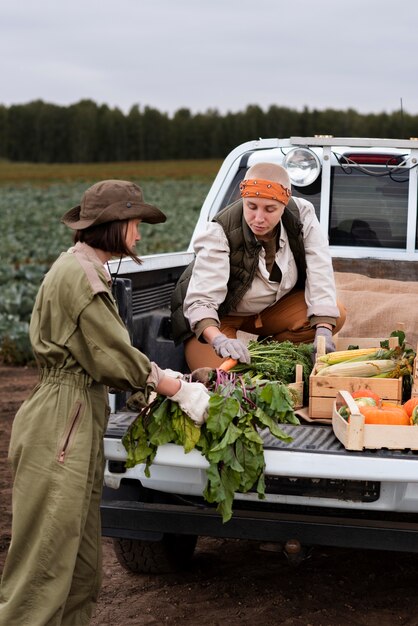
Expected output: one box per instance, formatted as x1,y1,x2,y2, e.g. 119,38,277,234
146,362,183,387
313,327,336,361
163,368,183,379
212,333,251,364
168,380,210,426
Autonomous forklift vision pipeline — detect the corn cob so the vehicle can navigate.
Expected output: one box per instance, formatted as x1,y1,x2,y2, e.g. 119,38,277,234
315,359,397,377
318,348,380,365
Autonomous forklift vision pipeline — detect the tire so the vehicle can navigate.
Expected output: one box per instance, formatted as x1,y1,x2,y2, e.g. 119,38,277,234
112,533,198,574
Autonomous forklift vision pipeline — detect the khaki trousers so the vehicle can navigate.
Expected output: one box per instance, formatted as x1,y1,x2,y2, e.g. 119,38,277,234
184,289,346,371
0,371,109,626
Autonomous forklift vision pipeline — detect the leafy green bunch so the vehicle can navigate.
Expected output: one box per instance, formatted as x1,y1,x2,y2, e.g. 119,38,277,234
231,338,314,405
123,370,299,523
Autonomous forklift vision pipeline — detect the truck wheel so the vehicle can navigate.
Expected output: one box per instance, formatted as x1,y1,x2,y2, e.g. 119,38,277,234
112,534,198,574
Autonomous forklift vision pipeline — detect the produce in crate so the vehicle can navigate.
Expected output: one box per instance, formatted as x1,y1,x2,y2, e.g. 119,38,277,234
309,330,417,419
337,388,412,425
340,402,410,425
351,389,381,403
318,347,380,365
332,390,418,451
337,390,378,420
315,338,415,380
402,397,418,418
410,405,418,425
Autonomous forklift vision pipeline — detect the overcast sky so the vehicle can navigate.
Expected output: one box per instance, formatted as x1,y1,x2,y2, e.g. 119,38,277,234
2,0,418,118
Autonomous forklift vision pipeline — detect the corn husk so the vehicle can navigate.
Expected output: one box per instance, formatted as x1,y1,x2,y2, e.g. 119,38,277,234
315,359,396,378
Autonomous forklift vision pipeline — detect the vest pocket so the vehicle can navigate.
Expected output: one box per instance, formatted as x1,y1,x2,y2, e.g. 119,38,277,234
57,400,85,464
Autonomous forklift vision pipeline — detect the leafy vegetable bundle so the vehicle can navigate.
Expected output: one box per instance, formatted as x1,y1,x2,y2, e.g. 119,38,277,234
230,338,314,405
123,369,300,523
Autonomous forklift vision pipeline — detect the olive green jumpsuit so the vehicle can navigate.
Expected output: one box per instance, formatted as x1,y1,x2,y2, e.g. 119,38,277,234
0,242,152,626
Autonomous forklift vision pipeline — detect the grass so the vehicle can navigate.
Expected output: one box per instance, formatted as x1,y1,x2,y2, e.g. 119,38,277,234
0,159,223,185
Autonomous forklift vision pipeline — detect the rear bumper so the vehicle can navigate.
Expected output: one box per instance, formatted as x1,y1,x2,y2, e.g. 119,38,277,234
100,498,418,553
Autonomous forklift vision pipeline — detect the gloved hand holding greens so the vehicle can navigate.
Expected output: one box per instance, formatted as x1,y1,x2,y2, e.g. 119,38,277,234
123,366,300,523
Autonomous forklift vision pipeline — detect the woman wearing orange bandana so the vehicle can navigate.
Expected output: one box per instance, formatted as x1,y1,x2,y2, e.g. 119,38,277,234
171,162,346,369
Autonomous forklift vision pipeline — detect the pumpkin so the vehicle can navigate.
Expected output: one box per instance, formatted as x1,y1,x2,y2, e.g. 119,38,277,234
402,397,418,417
356,404,410,425
351,389,381,404
411,405,418,425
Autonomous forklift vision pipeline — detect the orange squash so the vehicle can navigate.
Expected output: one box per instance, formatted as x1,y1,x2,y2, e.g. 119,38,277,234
351,389,381,404
357,404,409,425
402,397,418,417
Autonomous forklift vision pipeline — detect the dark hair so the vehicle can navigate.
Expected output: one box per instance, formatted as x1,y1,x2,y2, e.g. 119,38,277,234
73,219,142,264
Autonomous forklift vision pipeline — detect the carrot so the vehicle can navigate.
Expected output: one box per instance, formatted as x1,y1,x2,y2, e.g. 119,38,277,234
219,358,238,371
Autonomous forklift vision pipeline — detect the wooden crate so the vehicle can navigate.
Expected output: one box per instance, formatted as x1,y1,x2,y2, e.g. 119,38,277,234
309,336,402,420
287,363,304,410
332,390,418,450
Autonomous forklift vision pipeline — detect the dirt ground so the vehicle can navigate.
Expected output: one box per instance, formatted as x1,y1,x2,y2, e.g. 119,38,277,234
2,365,418,625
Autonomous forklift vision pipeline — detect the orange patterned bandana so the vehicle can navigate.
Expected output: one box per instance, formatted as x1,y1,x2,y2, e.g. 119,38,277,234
239,178,291,204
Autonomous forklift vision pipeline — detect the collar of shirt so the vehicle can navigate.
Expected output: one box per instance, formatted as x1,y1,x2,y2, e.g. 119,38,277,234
69,242,112,284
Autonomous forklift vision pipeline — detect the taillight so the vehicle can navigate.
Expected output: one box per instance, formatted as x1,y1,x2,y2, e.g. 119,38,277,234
340,153,405,166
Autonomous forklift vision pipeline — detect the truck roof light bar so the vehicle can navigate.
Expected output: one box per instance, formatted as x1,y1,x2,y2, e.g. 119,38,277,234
340,153,405,166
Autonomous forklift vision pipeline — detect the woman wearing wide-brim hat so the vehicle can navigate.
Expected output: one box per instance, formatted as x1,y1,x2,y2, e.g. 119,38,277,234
0,180,209,626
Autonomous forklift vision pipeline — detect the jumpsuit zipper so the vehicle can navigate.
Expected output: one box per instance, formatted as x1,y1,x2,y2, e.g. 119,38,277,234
57,401,84,463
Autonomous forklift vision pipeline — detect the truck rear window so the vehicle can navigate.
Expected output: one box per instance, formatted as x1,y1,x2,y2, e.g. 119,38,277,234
328,167,409,249
219,163,412,251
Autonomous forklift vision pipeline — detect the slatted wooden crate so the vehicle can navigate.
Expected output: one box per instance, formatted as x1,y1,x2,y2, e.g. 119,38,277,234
288,363,304,410
309,336,402,420
332,390,418,450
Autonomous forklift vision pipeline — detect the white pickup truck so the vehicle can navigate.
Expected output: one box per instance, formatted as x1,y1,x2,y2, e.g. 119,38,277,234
101,136,418,573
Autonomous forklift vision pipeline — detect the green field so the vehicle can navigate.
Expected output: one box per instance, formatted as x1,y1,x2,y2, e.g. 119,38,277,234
0,160,219,364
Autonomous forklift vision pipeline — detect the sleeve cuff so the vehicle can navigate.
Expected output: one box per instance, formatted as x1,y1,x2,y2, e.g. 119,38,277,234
309,315,337,328
194,318,220,341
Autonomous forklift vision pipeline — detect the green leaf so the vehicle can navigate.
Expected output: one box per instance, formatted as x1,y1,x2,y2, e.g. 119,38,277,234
206,394,239,435
217,465,242,523
203,464,224,504
254,407,293,442
258,382,294,415
256,472,266,498
171,404,201,453
122,414,156,470
390,329,406,347
207,443,244,472
235,438,265,493
209,421,242,452
241,424,264,445
148,412,176,446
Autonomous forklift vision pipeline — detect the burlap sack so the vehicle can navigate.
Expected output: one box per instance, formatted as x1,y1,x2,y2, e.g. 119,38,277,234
335,272,418,349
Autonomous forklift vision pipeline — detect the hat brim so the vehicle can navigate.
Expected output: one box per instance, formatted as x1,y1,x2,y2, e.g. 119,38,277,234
61,200,167,229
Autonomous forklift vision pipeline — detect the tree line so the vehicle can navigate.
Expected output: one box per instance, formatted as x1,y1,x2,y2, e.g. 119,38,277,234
0,99,415,163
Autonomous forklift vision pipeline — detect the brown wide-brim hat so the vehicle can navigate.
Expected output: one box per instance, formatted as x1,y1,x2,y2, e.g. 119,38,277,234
61,179,167,229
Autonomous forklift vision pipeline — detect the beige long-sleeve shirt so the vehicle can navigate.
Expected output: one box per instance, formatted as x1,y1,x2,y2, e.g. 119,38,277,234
184,196,339,332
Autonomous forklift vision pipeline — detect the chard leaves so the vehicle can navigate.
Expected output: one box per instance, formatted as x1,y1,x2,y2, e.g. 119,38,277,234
122,372,299,523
